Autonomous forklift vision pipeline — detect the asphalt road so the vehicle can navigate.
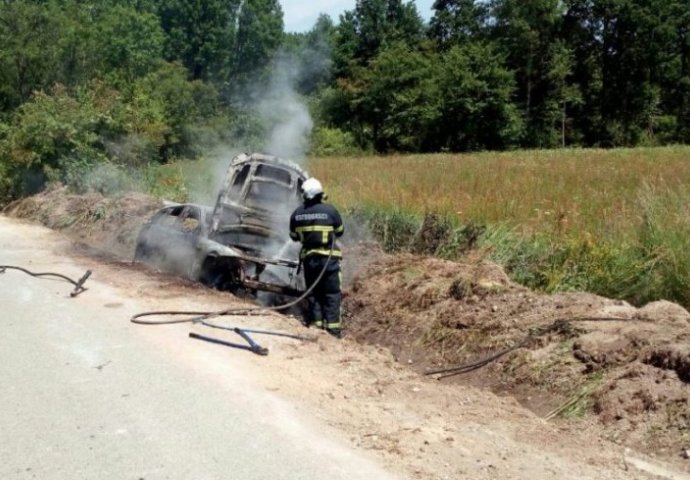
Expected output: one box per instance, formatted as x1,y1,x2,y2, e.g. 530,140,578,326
0,217,398,480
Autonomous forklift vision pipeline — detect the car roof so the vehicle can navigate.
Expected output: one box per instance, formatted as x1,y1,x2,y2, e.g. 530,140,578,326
231,152,309,179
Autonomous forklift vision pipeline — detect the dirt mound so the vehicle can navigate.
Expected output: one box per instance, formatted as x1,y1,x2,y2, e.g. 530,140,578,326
344,254,690,461
4,185,162,259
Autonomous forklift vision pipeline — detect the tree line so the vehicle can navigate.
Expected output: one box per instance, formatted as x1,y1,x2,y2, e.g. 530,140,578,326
322,0,690,152
0,0,688,199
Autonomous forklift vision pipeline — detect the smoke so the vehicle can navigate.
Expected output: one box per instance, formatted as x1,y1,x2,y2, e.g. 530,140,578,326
214,53,317,297
181,50,317,206
256,55,314,163
65,161,141,196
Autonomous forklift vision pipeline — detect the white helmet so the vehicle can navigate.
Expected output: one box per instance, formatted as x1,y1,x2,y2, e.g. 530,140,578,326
302,177,324,200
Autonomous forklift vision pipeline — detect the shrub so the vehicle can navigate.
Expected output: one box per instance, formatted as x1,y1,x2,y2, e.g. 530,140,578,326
351,207,420,252
141,162,188,202
0,85,109,199
633,184,690,306
310,127,361,156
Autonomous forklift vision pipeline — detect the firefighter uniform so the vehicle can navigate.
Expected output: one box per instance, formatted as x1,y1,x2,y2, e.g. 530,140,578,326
289,199,344,336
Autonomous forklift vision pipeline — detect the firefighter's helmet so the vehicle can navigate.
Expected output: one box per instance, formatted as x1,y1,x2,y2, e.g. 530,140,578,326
302,177,324,200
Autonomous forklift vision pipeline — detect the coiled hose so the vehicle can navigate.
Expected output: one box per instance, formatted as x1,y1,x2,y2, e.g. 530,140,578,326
130,239,337,340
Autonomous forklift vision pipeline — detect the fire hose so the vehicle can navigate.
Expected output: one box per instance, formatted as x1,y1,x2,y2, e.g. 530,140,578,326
130,240,338,355
189,330,269,356
0,265,91,297
424,316,637,380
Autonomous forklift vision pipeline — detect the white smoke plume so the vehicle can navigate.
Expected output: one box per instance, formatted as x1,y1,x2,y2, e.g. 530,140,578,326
257,55,314,163
183,51,316,205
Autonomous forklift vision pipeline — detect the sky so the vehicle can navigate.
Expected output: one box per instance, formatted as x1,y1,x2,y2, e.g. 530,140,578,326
281,0,436,33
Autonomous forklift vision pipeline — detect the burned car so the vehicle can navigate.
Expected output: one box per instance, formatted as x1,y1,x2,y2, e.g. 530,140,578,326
134,152,308,296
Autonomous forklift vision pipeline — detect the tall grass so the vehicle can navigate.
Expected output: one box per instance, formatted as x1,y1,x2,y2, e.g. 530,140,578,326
310,147,690,307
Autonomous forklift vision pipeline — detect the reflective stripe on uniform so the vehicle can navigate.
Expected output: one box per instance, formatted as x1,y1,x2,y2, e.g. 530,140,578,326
302,248,343,258
326,321,341,329
295,225,334,243
335,224,344,234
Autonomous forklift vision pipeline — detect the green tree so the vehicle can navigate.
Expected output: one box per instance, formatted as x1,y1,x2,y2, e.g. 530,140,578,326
0,1,65,110
297,14,336,95
429,0,487,50
489,0,570,147
0,1,167,109
94,5,165,82
282,14,336,95
673,2,690,141
133,62,221,159
434,43,523,150
561,0,684,146
232,0,284,86
350,43,439,151
158,0,240,80
334,0,424,76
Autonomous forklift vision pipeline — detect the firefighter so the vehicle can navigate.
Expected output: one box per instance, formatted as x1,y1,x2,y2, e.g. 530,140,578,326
289,177,344,338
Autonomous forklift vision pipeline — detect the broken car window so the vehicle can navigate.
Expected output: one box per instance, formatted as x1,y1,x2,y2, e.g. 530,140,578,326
254,164,292,185
157,206,184,227
244,181,293,210
180,208,201,233
229,164,251,201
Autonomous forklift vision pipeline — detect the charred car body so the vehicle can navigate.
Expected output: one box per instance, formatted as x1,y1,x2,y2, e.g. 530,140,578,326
134,153,308,296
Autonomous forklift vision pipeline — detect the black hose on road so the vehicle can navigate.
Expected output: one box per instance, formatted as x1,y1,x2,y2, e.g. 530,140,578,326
189,331,269,356
0,265,91,297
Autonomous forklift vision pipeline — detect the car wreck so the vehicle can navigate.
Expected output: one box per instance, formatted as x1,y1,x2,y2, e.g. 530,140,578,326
134,152,308,297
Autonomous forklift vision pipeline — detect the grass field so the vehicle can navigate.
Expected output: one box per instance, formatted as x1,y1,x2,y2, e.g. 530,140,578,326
310,146,690,307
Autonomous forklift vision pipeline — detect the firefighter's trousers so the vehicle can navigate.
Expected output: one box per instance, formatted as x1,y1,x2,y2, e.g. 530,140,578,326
303,255,341,333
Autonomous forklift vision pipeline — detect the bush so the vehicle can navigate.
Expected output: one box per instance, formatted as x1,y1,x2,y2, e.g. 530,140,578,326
633,184,690,306
352,207,420,252
310,127,361,156
0,85,108,199
481,225,552,289
131,62,222,159
141,162,188,201
0,66,219,201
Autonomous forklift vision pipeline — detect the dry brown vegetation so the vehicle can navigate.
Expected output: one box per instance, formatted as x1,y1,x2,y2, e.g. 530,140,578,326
312,146,690,237
311,147,690,308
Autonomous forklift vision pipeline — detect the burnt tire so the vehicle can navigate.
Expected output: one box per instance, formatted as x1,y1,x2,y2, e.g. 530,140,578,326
199,256,242,292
